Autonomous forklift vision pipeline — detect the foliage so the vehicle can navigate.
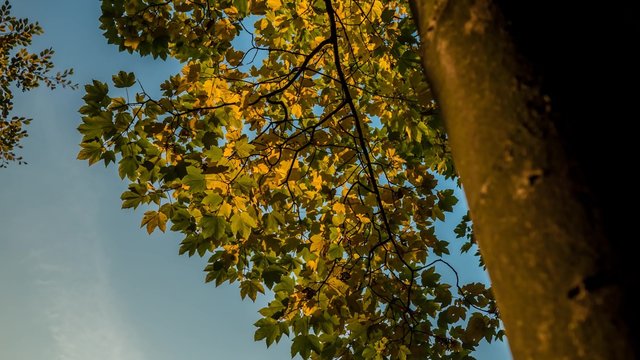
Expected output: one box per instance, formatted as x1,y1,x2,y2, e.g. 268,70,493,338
454,212,483,268
79,0,502,358
0,0,74,167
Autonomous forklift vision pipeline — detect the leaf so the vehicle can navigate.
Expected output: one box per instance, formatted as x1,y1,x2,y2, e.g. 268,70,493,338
266,0,282,11
233,0,249,16
200,215,226,239
77,141,103,165
290,103,302,118
327,243,344,261
118,156,138,180
121,190,145,209
230,211,257,238
112,71,136,88
202,193,223,208
265,212,282,233
254,318,281,347
240,279,265,301
398,345,411,360
204,146,223,162
183,166,205,192
362,346,376,359
234,137,255,157
226,49,244,66
464,313,488,344
141,210,168,234
421,267,441,287
123,37,140,50
432,205,445,221
262,265,287,289
291,334,321,359
77,1,502,357
437,189,458,212
332,202,346,214
234,174,256,193
78,111,114,138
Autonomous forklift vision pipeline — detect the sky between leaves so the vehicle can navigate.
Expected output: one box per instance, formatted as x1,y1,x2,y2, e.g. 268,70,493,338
0,1,510,359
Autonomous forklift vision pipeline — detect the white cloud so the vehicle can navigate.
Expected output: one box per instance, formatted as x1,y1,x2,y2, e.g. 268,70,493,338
34,231,145,360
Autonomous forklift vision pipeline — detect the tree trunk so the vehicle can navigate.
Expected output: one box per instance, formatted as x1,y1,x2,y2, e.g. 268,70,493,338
410,1,638,359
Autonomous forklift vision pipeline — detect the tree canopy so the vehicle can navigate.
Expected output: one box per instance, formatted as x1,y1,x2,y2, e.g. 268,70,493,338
78,0,502,358
0,0,74,167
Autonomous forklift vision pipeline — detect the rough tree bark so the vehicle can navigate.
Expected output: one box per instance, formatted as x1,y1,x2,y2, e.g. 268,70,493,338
410,1,637,359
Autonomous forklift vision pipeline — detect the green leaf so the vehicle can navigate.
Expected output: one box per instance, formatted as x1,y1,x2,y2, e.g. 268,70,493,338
200,215,226,239
254,318,281,347
118,156,138,180
233,0,249,16
292,334,322,359
78,111,114,138
398,345,411,360
464,313,488,344
240,279,265,301
362,346,377,360
234,174,256,193
182,166,205,192
120,190,145,209
202,192,223,208
438,189,458,212
421,267,440,287
170,208,192,231
112,71,136,88
262,265,287,289
327,243,344,261
432,205,445,221
83,80,109,103
381,8,395,23
240,211,258,228
265,212,280,233
204,146,223,162
230,211,258,239
235,137,254,157
77,141,103,165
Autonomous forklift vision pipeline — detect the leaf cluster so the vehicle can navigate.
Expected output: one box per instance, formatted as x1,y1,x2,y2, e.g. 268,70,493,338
0,0,76,167
79,0,502,358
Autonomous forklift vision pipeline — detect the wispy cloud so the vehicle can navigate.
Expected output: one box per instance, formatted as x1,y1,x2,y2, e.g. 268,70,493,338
33,224,145,360
37,243,144,360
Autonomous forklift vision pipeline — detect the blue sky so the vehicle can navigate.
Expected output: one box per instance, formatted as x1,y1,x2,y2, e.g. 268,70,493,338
0,1,511,359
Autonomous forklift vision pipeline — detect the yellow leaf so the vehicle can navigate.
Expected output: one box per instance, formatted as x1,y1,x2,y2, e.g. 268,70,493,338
311,36,326,48
205,176,227,191
310,173,323,191
306,259,317,271
214,18,236,41
141,211,168,234
219,202,233,218
266,0,282,11
356,213,371,224
327,277,348,295
295,0,309,15
224,6,239,18
240,211,258,228
256,18,269,31
232,196,248,211
303,302,316,316
310,234,325,254
371,0,384,19
290,103,302,118
333,202,346,214
123,38,140,50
